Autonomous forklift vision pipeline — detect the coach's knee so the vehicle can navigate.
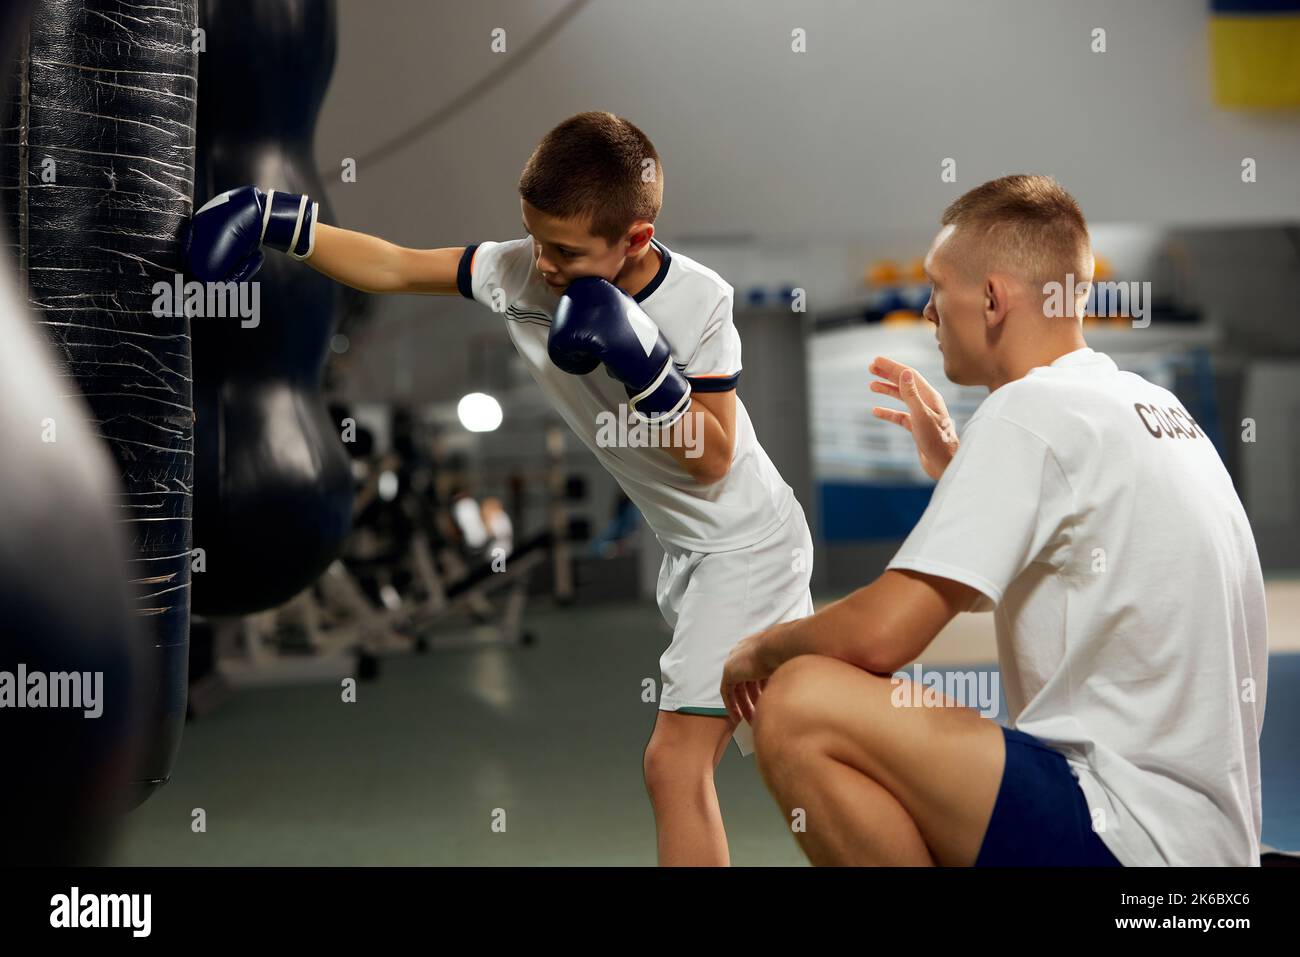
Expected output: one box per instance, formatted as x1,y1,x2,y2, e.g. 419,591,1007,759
753,655,837,756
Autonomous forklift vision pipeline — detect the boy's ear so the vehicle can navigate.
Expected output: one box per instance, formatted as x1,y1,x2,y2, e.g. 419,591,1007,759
624,222,654,254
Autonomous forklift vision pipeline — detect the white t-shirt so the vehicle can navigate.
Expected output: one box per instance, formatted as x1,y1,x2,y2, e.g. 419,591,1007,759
457,238,794,552
888,347,1267,866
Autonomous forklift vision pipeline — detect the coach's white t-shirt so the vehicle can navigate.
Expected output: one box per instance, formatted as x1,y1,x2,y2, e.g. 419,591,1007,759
887,347,1267,866
458,238,794,552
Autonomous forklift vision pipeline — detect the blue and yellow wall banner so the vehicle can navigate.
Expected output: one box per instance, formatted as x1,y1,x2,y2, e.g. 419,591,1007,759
1210,0,1300,107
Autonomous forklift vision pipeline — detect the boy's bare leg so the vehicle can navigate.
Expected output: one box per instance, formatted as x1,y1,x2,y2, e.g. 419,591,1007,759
643,710,736,866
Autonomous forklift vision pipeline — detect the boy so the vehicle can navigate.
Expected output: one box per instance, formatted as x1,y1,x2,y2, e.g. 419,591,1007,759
185,111,813,865
721,175,1267,866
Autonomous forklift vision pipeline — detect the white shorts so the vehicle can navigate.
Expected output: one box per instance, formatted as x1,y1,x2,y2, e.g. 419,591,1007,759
655,505,815,754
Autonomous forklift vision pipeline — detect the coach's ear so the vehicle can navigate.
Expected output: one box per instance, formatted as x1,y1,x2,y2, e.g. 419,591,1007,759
984,271,1019,330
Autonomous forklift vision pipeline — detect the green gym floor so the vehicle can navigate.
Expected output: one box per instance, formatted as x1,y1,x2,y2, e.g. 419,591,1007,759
113,601,809,866
114,587,1300,865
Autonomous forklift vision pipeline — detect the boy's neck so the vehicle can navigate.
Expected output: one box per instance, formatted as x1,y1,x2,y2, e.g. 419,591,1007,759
615,240,662,300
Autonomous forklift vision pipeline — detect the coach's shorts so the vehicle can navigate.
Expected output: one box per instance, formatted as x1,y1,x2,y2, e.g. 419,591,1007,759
655,505,814,753
976,726,1123,866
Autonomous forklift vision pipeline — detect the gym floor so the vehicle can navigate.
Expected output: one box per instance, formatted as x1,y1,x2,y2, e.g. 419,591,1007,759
114,579,1300,866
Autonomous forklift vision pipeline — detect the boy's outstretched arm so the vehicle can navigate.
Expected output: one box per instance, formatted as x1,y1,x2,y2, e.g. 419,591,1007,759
183,184,464,295
308,223,464,296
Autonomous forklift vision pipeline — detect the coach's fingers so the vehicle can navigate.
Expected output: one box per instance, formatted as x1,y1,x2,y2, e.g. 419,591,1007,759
869,379,901,400
904,366,950,412
873,407,913,431
738,686,759,722
897,369,932,418
874,355,947,411
869,355,909,382
722,683,743,725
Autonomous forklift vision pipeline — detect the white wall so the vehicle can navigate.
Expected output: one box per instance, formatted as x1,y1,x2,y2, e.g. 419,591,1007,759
309,0,1300,574
316,0,1300,407
318,0,1300,254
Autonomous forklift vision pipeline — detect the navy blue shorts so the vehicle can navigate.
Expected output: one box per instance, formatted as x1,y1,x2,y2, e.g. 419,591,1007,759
975,726,1122,866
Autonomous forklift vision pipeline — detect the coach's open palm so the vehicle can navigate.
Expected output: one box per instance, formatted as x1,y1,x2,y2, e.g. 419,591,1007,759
869,356,959,481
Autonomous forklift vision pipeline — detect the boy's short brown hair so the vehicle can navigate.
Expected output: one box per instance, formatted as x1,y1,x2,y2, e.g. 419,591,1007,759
941,174,1093,290
518,111,663,244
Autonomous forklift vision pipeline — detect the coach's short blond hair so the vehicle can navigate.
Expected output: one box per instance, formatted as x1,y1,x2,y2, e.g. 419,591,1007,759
941,175,1092,291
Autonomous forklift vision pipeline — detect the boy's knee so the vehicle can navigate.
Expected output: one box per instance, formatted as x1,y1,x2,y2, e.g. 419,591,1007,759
644,733,707,800
642,725,714,804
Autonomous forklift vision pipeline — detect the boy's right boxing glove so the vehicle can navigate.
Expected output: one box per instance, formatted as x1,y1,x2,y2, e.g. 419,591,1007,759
183,186,318,282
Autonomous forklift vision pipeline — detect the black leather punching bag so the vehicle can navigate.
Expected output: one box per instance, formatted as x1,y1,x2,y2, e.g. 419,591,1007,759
0,0,195,863
190,0,352,616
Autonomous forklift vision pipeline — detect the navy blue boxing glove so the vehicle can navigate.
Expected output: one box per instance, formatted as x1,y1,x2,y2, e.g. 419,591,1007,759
549,277,692,426
183,186,318,282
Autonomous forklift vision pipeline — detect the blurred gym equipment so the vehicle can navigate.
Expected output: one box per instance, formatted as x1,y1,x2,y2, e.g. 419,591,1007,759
188,413,587,703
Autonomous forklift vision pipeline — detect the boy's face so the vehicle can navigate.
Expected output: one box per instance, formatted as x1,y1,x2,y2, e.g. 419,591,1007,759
521,200,646,293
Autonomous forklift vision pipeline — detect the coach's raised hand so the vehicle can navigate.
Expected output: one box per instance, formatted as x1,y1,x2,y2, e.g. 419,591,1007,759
184,186,318,282
549,277,691,426
869,356,959,480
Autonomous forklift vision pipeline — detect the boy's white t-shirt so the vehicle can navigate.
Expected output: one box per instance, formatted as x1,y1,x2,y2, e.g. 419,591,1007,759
457,237,794,553
887,347,1267,866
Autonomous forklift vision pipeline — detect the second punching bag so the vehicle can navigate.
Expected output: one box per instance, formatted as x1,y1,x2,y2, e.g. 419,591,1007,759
190,0,352,616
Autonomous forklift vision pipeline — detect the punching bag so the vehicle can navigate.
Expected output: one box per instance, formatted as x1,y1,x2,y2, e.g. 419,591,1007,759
190,0,353,616
2,0,195,806
0,0,193,862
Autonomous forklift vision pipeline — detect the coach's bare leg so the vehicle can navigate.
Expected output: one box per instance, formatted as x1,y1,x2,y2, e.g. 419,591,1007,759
752,655,1006,866
644,710,736,866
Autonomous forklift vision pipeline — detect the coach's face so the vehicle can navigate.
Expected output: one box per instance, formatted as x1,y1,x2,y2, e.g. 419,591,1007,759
923,225,989,387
